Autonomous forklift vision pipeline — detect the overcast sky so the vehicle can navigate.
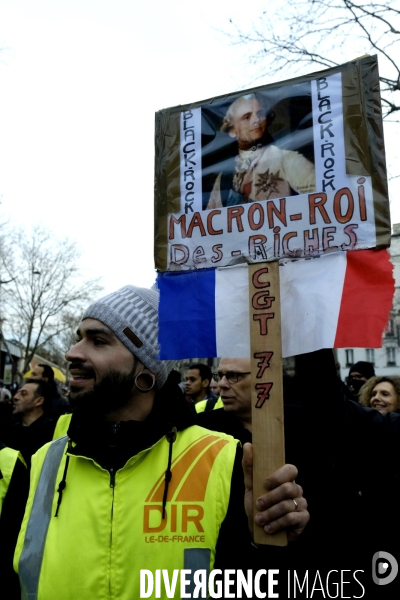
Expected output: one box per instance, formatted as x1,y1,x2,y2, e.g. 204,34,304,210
0,0,398,297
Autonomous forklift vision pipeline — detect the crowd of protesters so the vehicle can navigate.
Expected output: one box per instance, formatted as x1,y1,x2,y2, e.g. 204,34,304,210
0,286,400,598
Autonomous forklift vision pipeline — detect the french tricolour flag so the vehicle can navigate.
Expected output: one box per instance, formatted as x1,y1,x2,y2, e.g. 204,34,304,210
157,249,394,359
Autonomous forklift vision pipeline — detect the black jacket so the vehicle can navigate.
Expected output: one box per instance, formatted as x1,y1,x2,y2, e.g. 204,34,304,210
1,413,56,466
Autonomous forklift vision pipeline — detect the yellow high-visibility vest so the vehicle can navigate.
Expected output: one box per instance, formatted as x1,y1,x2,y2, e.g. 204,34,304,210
52,413,72,440
195,397,224,413
15,426,238,600
0,445,21,513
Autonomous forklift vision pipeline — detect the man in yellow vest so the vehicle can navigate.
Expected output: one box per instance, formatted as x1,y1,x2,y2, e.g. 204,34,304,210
195,375,224,413
0,442,29,600
15,285,309,600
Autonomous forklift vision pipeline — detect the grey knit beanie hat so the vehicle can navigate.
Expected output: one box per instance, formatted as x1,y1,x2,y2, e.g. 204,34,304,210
81,285,173,389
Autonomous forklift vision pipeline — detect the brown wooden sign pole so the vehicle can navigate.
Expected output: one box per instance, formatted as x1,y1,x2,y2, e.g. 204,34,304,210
248,260,286,546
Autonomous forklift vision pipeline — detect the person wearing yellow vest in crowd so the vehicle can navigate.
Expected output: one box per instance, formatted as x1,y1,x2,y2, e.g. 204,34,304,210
0,442,29,600
185,363,219,412
195,376,223,413
14,285,309,600
0,444,21,513
195,396,224,413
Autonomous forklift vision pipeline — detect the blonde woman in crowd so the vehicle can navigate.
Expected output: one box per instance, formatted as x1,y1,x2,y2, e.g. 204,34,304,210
359,375,400,414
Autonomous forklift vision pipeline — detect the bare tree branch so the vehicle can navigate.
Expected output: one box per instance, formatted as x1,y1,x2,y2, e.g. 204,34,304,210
0,225,102,377
227,0,400,118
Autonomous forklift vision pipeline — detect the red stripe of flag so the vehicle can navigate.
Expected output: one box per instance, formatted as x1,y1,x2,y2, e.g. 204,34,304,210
334,249,394,348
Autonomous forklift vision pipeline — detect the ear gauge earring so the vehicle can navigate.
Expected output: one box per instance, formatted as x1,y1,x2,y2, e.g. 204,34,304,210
134,373,156,393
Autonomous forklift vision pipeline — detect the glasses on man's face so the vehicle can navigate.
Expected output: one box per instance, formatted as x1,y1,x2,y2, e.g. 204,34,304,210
213,371,251,385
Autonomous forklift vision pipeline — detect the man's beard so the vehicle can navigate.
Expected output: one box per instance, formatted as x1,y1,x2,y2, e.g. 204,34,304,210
69,368,137,420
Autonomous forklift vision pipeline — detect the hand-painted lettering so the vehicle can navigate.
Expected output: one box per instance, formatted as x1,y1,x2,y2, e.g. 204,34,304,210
169,215,186,240
308,193,331,225
255,382,273,408
249,235,268,260
357,178,367,221
254,351,274,378
193,246,206,264
207,210,223,235
282,232,298,256
304,228,320,254
227,206,245,233
322,226,337,251
170,245,189,265
333,188,354,223
211,244,223,263
252,291,275,310
252,268,270,289
248,203,265,230
186,212,207,238
267,199,287,228
343,224,358,249
253,313,275,336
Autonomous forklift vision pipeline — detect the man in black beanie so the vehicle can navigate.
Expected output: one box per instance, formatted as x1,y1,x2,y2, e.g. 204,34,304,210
346,360,375,401
14,285,309,600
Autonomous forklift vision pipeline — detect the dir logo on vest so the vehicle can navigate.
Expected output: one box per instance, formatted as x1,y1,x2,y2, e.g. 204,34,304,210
372,552,398,586
143,503,204,535
143,434,230,541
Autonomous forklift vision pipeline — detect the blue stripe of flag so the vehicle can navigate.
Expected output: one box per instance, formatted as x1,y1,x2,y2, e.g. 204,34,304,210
157,270,217,359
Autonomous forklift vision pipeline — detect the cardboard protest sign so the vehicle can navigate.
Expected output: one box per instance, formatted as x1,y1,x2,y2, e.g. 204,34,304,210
154,56,395,549
154,55,390,272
